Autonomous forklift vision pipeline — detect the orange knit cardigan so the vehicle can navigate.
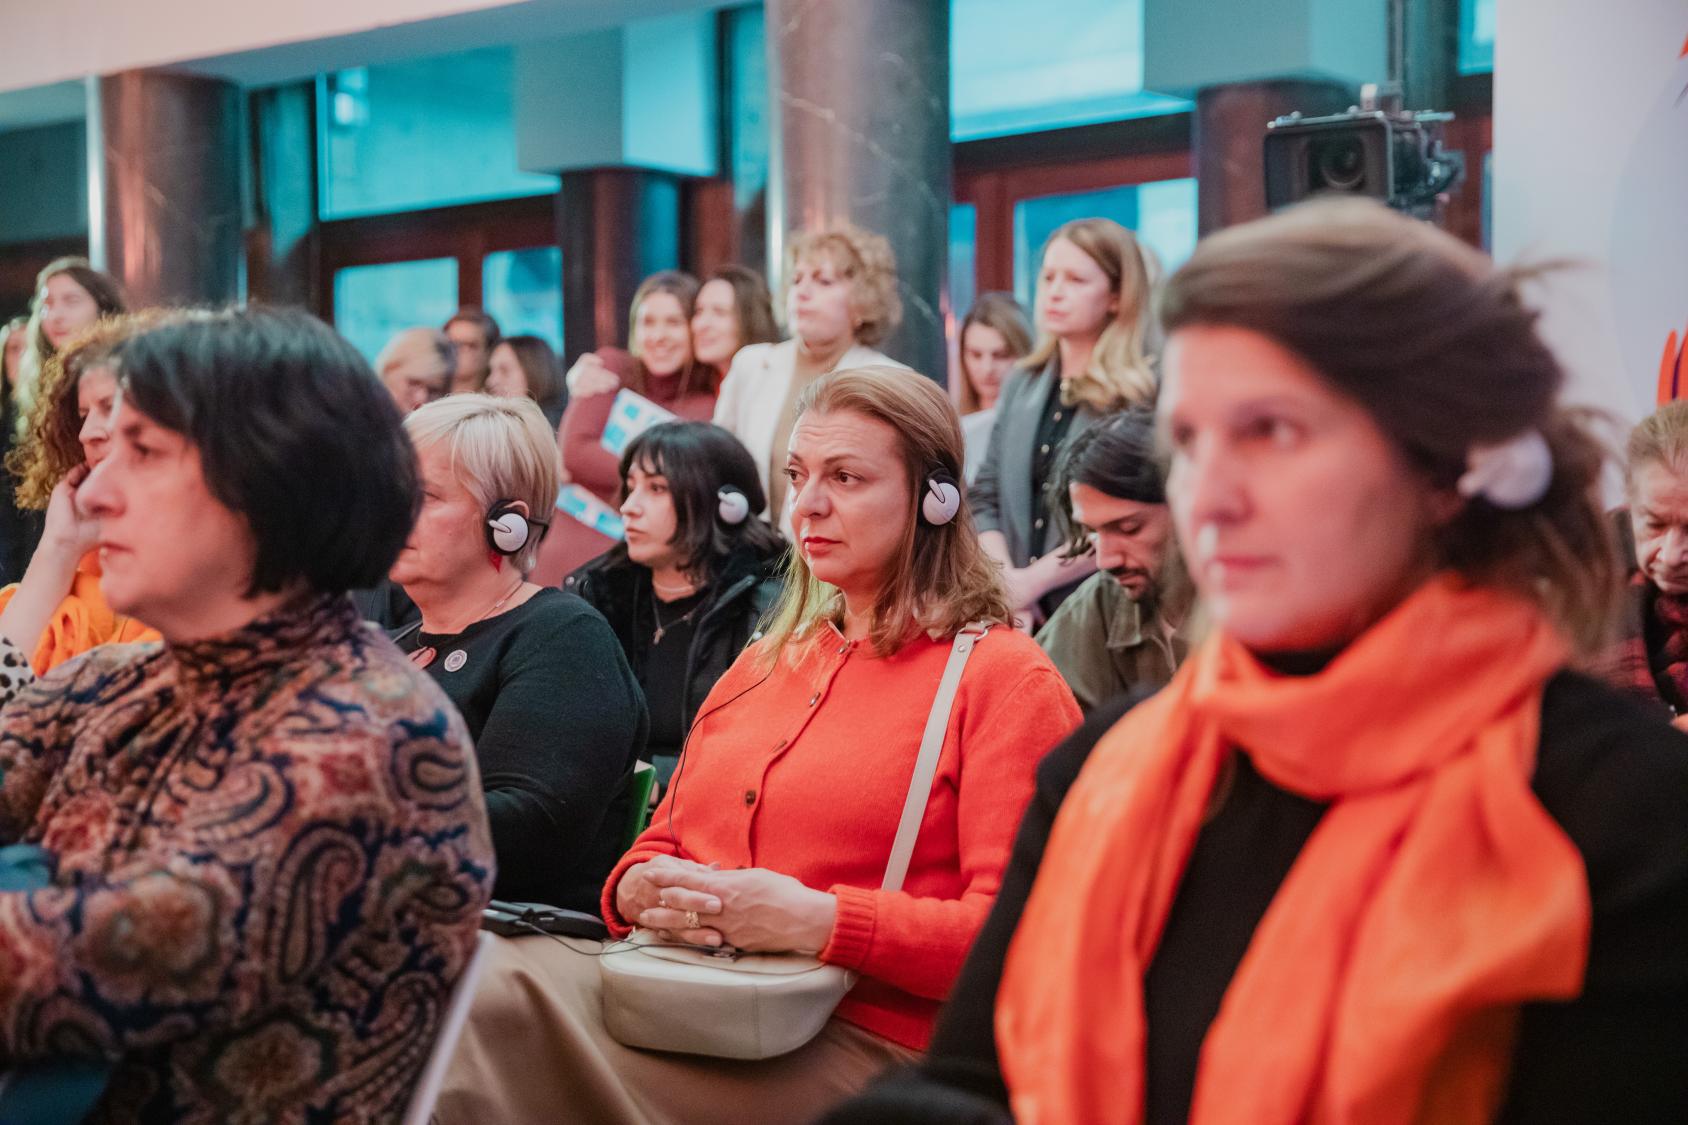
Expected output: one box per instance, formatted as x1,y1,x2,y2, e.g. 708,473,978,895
602,622,1081,1050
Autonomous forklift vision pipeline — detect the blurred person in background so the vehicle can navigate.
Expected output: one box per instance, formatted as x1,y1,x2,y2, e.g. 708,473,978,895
691,263,782,376
445,306,501,395
532,271,719,583
486,333,568,429
713,225,911,534
955,293,1032,484
0,317,31,584
376,326,455,415
970,218,1157,627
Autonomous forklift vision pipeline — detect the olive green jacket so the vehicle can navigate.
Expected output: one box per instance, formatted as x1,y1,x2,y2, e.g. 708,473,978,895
1034,570,1193,714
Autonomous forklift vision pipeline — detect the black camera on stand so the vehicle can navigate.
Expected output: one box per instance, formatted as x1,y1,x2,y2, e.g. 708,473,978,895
1263,86,1465,220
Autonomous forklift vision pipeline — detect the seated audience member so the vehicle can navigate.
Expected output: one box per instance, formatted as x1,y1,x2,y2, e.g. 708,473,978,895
955,293,1032,484
691,263,783,376
1597,400,1688,720
486,333,567,429
534,271,720,583
0,316,33,584
1035,409,1192,713
444,306,500,395
391,394,648,912
971,218,1158,627
0,308,493,1120
376,326,455,414
565,421,786,787
15,257,126,413
438,366,1081,1125
0,315,163,673
830,199,1688,1123
713,226,911,533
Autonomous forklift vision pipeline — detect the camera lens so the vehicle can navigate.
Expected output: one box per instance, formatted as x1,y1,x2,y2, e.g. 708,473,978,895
1314,137,1367,191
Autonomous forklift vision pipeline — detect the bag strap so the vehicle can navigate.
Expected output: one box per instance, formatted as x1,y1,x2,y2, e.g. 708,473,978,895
880,623,989,893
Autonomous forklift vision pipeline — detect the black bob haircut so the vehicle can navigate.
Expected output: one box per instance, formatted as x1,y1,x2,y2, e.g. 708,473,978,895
1049,407,1165,558
614,421,785,583
111,307,420,598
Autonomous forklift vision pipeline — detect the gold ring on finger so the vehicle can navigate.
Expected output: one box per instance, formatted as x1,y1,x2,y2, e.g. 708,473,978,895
684,910,700,930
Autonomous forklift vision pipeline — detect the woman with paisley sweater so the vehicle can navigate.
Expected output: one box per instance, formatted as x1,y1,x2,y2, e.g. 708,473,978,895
0,308,495,1123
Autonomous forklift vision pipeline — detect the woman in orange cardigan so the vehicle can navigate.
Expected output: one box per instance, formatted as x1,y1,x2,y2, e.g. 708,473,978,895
0,315,161,672
439,366,1081,1125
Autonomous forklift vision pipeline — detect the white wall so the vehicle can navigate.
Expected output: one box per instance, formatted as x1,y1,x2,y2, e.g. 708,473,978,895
0,0,520,92
1493,0,1688,419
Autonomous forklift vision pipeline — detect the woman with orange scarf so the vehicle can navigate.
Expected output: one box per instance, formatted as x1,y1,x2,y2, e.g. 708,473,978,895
828,199,1688,1124
0,316,160,671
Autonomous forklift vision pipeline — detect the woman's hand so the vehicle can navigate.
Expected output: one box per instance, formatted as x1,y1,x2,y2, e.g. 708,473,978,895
2,464,99,658
616,855,724,941
566,354,621,399
636,866,838,954
41,464,100,562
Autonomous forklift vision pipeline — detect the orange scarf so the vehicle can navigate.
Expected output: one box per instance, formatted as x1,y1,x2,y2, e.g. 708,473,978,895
0,554,159,675
995,576,1591,1124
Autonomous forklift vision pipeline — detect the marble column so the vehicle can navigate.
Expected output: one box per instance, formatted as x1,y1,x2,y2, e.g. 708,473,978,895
1194,78,1355,235
766,0,950,382
247,81,320,311
556,170,681,365
88,71,243,306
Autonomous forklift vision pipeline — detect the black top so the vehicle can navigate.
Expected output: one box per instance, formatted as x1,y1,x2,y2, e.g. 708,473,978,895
642,588,706,767
565,543,784,774
1027,376,1076,562
824,672,1688,1124
395,587,648,912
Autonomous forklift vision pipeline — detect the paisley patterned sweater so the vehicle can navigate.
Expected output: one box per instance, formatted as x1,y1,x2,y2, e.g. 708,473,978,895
0,594,496,1123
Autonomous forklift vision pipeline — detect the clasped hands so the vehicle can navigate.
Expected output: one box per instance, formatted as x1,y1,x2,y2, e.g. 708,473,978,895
616,855,838,954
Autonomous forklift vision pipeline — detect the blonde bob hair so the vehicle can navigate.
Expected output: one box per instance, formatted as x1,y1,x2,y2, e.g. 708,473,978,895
403,394,560,573
1023,217,1157,411
784,225,902,348
759,365,1012,661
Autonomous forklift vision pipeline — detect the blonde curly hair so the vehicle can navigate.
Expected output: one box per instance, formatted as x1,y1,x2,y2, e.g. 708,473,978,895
783,224,902,347
8,311,173,510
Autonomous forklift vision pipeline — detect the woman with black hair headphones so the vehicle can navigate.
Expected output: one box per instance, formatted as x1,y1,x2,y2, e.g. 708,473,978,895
565,421,786,789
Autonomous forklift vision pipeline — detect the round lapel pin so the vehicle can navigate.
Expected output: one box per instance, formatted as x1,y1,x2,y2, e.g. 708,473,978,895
444,650,468,673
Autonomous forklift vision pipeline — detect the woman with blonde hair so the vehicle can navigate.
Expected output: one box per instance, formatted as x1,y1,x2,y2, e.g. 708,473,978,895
375,325,455,414
955,292,1033,483
970,217,1156,626
831,198,1688,1125
714,224,913,533
0,315,163,673
438,366,1080,1125
391,393,647,913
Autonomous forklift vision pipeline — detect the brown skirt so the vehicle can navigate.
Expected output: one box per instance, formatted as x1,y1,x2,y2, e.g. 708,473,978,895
435,934,919,1125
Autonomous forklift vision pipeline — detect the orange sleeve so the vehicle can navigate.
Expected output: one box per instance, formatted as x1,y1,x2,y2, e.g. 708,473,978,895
818,660,1081,1000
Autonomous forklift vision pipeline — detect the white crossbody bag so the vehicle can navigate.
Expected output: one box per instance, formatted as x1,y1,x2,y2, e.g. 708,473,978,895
599,624,988,1060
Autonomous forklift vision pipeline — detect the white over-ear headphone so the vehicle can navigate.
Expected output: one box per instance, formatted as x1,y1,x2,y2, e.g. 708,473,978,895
921,468,962,526
717,486,751,526
485,500,550,555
